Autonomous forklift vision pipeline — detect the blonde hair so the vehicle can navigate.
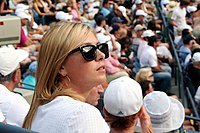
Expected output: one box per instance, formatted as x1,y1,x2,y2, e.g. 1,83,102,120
135,67,152,83
23,21,95,129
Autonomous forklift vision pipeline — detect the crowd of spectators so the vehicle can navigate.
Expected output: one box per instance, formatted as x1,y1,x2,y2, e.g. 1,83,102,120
0,0,200,132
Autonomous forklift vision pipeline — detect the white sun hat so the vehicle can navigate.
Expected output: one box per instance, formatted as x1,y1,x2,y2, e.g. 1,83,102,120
104,76,143,117
143,91,185,132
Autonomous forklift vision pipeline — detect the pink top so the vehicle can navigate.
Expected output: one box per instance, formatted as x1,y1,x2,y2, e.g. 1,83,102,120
105,57,120,74
16,28,27,47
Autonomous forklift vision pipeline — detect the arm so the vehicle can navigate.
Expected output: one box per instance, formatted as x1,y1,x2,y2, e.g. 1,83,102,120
138,106,153,133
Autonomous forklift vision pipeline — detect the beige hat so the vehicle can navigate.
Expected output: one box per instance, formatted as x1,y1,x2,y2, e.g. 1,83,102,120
166,1,177,12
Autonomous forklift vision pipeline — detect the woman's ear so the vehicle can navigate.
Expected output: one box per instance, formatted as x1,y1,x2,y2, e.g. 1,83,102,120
58,65,67,77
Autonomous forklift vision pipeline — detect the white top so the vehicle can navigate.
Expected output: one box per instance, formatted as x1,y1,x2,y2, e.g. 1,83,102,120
140,45,157,67
0,109,5,122
137,40,148,60
0,84,30,127
31,96,110,133
171,6,187,29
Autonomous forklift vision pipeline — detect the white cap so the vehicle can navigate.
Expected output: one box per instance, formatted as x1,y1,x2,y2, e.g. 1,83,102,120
134,24,146,32
104,76,143,117
195,86,200,103
85,0,94,3
0,47,28,76
144,91,185,132
96,33,111,43
16,4,29,10
161,0,170,5
136,9,147,17
55,11,73,21
187,6,197,13
142,30,155,37
135,0,143,4
192,52,200,63
117,6,127,17
182,24,193,31
16,11,31,21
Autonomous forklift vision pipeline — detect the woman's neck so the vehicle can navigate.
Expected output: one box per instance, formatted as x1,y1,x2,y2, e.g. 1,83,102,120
110,125,135,133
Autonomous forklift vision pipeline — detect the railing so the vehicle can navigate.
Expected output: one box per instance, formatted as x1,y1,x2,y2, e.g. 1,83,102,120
155,1,185,103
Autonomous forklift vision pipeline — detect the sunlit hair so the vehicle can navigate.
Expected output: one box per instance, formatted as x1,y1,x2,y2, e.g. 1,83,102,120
23,21,95,129
135,67,152,83
103,108,138,131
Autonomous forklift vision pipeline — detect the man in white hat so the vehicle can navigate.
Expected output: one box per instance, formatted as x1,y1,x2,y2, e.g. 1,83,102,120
103,76,153,133
0,47,30,127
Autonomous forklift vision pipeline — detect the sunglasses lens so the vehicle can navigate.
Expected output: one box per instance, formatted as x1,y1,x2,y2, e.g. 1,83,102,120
81,45,96,61
98,43,109,59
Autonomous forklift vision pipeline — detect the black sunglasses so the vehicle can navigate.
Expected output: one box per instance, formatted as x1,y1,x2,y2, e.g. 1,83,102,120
68,43,109,61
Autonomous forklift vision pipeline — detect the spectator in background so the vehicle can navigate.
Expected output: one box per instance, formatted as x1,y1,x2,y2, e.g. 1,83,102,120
179,34,195,64
86,84,104,106
0,0,14,15
140,34,172,92
22,61,37,90
171,0,190,35
144,91,185,132
0,47,30,127
23,21,110,133
104,76,153,133
99,0,112,17
187,52,200,90
135,67,154,97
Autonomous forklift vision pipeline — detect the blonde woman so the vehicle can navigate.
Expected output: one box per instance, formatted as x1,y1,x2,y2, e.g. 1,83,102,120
23,21,110,133
135,67,154,83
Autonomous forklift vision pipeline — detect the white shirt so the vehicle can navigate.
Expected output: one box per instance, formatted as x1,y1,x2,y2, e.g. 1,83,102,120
0,84,30,127
171,6,187,29
140,45,158,67
0,109,5,122
31,96,110,133
137,40,148,60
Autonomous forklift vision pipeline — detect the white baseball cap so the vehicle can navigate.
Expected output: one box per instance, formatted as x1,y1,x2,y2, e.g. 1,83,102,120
144,91,185,132
142,30,155,37
16,11,31,21
136,9,147,17
117,6,127,17
187,6,197,13
55,11,73,21
192,52,200,63
134,24,146,32
135,0,143,4
104,76,143,117
0,47,29,76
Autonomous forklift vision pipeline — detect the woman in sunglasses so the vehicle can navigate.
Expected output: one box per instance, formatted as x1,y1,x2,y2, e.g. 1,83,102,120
23,21,110,133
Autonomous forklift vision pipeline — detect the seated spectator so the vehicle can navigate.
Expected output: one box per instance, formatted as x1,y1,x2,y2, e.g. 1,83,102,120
140,33,172,92
103,76,153,133
143,91,185,132
135,67,154,83
179,34,195,64
105,54,132,83
187,52,200,90
0,47,30,127
86,84,104,106
22,61,37,90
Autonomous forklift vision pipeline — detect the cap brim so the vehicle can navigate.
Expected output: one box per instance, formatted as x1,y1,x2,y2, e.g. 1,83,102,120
152,97,185,132
15,49,29,62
